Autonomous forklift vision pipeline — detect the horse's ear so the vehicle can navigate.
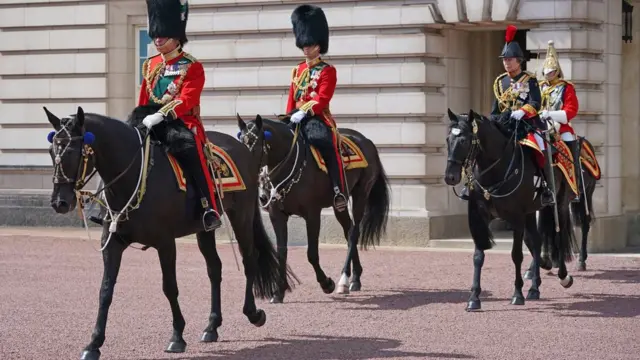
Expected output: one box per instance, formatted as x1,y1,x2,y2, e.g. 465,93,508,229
43,106,61,129
236,113,247,131
447,108,457,122
468,109,475,121
76,106,85,128
255,114,263,129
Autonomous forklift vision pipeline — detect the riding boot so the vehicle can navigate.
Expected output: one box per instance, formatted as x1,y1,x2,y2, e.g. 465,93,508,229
175,148,222,232
569,139,582,203
540,150,556,207
319,145,348,212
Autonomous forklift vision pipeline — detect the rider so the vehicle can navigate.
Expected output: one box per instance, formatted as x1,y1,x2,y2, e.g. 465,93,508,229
539,40,581,203
138,0,221,231
285,4,348,212
460,25,554,207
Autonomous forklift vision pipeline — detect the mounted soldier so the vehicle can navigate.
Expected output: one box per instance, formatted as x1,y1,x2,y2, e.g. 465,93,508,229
138,0,221,231
285,4,348,212
459,25,554,207
539,40,581,203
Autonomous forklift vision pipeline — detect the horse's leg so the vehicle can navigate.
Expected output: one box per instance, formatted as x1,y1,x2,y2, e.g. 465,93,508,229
523,229,537,280
80,234,126,360
196,231,222,343
334,208,354,294
306,210,335,294
510,222,526,305
467,246,485,312
157,241,187,353
269,209,289,304
524,214,542,300
578,210,590,271
346,190,366,292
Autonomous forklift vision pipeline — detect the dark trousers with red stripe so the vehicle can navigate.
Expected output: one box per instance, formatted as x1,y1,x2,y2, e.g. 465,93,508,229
302,117,346,195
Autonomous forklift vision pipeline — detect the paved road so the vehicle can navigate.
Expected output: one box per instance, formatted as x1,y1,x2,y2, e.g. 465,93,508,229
1,233,639,360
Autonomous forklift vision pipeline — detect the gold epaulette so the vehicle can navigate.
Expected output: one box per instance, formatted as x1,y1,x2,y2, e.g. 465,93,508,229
182,51,198,63
493,72,508,99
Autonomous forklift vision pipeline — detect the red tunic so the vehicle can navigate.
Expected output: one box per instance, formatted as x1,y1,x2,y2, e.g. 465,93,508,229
286,57,345,190
139,50,217,208
286,58,338,129
540,80,579,135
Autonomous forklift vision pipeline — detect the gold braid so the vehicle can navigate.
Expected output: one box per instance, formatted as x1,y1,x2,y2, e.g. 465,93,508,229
144,60,191,105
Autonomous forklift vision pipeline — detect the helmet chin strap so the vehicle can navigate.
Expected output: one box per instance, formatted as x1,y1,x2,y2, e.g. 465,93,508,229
157,39,180,56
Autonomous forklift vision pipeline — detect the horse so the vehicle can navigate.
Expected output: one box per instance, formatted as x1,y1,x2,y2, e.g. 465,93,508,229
43,105,297,360
235,113,390,303
444,108,579,311
523,137,600,279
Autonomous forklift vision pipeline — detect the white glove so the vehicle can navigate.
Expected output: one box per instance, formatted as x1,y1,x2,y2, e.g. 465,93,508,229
142,112,164,129
540,110,550,120
511,109,525,120
289,110,306,124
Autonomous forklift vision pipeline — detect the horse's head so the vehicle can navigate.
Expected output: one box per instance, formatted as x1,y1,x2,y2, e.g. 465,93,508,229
236,113,294,169
44,106,96,214
445,108,481,186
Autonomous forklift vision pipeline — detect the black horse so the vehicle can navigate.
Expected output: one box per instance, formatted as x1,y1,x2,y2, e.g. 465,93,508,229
236,113,390,303
44,106,297,360
444,109,579,311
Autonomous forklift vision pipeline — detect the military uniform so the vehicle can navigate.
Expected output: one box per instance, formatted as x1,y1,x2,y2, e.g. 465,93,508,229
286,5,347,212
138,0,221,231
539,40,581,202
461,25,554,206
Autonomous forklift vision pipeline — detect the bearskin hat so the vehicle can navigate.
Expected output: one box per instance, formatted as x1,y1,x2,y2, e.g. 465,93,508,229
499,25,524,59
291,5,329,54
146,0,189,45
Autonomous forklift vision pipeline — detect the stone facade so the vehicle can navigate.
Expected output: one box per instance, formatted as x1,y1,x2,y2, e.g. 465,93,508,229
0,0,637,251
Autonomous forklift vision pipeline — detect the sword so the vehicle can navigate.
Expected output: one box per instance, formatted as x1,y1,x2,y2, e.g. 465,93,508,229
542,116,560,233
576,138,590,216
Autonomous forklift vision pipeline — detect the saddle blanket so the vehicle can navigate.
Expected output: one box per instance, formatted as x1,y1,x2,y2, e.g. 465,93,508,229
579,140,601,180
167,141,246,193
519,135,578,195
310,136,368,174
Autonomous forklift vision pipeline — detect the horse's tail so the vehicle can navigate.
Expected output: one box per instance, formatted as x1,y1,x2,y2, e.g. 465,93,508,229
360,147,390,250
468,199,495,250
250,204,299,299
538,204,579,264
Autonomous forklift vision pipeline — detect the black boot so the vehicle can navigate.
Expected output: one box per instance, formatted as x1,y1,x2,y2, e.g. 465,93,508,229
175,149,222,232
540,150,556,207
320,146,348,212
569,139,582,203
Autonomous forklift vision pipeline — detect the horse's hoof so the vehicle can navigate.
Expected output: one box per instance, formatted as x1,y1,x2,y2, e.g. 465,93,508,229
80,350,100,360
526,289,541,300
165,341,187,353
540,259,553,271
465,300,481,312
523,270,533,280
577,262,587,271
270,294,284,304
560,275,574,289
336,283,349,294
511,296,525,306
349,281,362,292
250,309,266,327
200,330,218,343
322,278,335,294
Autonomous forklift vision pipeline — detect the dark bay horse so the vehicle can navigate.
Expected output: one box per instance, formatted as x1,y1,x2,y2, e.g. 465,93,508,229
524,137,600,279
236,114,390,303
43,106,297,360
444,109,579,311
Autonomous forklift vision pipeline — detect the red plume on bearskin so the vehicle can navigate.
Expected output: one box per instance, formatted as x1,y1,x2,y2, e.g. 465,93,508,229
505,25,517,43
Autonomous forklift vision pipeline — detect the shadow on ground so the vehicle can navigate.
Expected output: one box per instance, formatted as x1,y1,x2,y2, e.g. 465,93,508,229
137,334,475,360
329,288,498,311
545,293,640,318
576,269,640,284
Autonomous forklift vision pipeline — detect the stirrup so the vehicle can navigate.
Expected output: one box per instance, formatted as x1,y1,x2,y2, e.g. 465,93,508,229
333,186,348,212
202,208,222,232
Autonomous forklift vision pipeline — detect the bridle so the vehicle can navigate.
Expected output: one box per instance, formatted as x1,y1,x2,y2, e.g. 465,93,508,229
239,121,306,207
448,116,525,201
50,120,97,193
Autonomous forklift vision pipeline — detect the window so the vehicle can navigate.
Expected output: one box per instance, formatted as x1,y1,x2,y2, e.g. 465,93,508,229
135,27,156,103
